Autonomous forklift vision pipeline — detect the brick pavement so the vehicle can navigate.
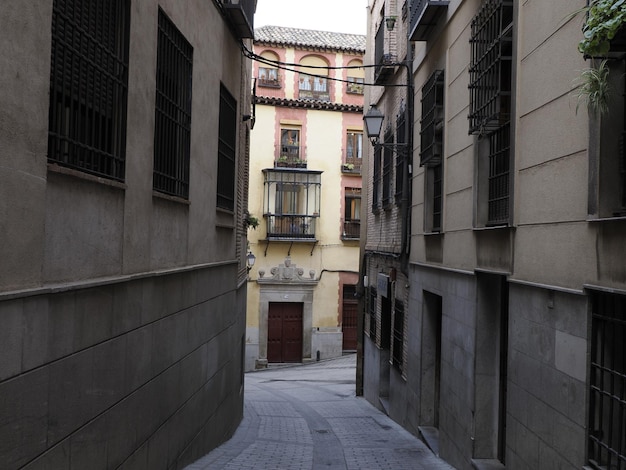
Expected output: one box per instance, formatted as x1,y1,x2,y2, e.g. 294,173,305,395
184,355,455,470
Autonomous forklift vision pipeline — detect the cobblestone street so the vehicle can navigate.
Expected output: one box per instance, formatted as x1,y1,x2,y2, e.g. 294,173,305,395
185,355,454,470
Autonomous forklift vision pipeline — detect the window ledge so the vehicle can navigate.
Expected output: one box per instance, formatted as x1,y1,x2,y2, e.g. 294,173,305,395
471,459,505,470
152,190,190,205
424,231,442,236
48,163,127,191
587,215,626,223
472,224,513,232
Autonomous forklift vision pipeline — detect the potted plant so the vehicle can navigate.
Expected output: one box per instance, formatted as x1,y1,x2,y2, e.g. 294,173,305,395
578,0,626,57
575,59,611,115
243,211,259,230
276,155,288,167
342,163,355,172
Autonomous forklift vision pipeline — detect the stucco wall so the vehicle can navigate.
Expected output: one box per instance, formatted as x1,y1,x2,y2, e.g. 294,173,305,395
0,1,251,466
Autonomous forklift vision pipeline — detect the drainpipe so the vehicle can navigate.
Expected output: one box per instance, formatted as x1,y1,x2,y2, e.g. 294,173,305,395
400,41,414,277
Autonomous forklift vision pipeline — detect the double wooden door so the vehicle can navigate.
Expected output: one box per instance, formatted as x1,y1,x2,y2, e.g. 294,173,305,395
267,302,303,363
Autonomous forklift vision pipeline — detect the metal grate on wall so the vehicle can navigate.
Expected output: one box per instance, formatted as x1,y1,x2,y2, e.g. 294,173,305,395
432,164,443,231
48,0,130,181
589,292,626,470
373,146,382,211
153,9,193,199
487,122,510,224
392,301,405,372
368,288,378,344
420,69,444,166
218,84,237,211
382,129,394,207
468,0,513,135
395,111,406,204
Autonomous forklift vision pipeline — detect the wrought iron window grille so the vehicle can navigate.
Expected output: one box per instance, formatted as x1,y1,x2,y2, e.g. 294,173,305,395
420,69,445,167
153,9,193,199
217,84,237,211
392,301,405,372
432,164,443,231
382,129,394,207
468,0,513,136
48,0,130,181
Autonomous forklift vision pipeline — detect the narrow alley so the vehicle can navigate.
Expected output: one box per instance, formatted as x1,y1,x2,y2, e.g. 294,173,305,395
184,355,454,470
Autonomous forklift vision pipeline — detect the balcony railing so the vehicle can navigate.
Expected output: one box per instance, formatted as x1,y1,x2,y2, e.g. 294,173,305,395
266,215,317,239
374,23,395,85
276,144,306,168
342,220,360,240
409,0,450,42
342,154,362,173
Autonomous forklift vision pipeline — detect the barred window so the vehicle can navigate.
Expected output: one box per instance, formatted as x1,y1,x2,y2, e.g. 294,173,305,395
588,292,626,470
392,301,405,372
48,0,130,181
432,164,443,231
468,0,513,135
373,146,382,212
395,111,406,203
487,122,510,224
368,288,378,343
382,129,394,207
153,9,193,199
218,84,237,211
420,70,444,166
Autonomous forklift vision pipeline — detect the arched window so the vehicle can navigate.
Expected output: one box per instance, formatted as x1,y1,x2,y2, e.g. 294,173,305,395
346,59,364,95
258,50,280,87
298,55,329,101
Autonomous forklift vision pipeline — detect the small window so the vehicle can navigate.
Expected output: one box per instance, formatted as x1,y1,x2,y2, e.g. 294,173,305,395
259,67,280,87
368,288,378,343
277,128,304,167
48,0,130,181
420,70,444,167
298,55,330,101
153,9,193,199
372,146,382,212
345,131,363,172
343,188,361,240
347,77,364,95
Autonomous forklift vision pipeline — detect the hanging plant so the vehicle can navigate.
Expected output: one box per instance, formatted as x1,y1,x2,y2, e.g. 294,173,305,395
244,212,259,230
574,59,611,115
578,0,626,57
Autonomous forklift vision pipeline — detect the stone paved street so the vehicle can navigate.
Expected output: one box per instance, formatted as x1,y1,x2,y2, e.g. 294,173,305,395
184,354,454,470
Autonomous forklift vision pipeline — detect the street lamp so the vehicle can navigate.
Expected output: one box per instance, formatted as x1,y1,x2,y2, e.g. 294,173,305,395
363,105,385,145
246,251,256,273
363,105,408,153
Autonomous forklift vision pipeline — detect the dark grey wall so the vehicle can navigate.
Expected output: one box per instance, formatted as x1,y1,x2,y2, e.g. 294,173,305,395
0,264,245,469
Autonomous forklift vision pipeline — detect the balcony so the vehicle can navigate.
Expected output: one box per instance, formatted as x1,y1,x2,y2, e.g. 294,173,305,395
298,76,331,101
266,215,317,240
222,0,255,39
276,144,307,168
374,23,396,85
409,0,449,42
342,220,360,240
342,153,362,174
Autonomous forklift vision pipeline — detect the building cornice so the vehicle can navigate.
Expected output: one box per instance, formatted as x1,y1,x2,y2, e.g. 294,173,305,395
255,95,363,112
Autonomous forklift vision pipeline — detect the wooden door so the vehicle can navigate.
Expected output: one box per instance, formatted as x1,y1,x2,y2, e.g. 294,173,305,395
267,302,303,363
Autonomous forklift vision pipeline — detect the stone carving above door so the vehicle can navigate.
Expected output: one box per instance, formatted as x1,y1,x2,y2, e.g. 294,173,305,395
258,257,317,284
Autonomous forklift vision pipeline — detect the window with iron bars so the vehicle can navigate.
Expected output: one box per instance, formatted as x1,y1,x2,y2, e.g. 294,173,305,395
588,292,626,470
153,9,193,199
395,111,406,204
48,0,130,181
373,146,382,212
392,301,405,373
432,164,443,231
382,129,394,207
368,288,378,343
469,0,513,225
420,70,444,167
217,84,237,211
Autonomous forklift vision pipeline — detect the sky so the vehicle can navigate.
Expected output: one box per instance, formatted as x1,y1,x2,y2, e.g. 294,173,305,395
254,0,368,35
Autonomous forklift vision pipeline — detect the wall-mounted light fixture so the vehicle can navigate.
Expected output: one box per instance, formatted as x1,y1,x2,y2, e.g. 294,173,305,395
385,16,397,31
363,105,408,155
246,251,256,273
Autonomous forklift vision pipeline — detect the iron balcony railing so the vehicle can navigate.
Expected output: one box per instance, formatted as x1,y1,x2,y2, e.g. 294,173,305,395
409,0,450,42
265,215,317,239
276,144,306,167
342,220,360,240
374,22,396,85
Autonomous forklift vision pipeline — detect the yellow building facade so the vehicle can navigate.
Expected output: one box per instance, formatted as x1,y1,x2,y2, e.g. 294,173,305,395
245,26,365,369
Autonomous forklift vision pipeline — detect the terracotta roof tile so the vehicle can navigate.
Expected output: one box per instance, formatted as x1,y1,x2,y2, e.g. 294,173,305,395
254,25,366,53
